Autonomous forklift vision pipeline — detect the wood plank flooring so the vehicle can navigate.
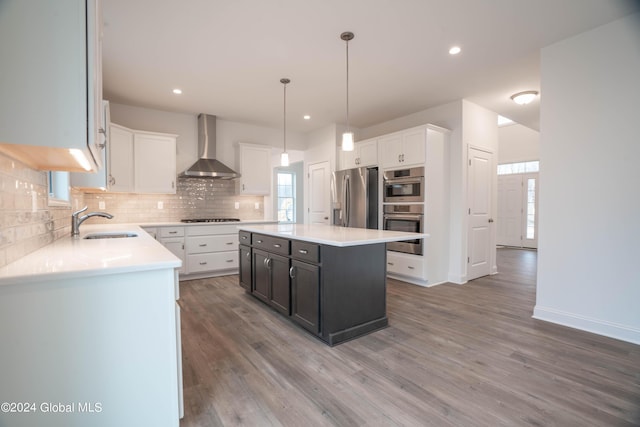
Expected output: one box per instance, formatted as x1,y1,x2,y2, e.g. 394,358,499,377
178,248,640,426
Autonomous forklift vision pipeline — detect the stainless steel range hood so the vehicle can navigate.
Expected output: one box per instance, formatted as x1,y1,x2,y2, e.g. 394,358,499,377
181,114,239,179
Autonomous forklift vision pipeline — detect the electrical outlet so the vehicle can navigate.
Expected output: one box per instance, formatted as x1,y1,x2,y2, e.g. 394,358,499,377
98,201,106,210
234,202,240,210
254,202,260,210
157,201,164,209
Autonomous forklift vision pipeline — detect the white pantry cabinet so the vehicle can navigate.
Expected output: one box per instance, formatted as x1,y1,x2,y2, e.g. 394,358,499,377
380,127,426,169
0,0,105,172
238,143,271,195
108,124,177,194
339,138,378,170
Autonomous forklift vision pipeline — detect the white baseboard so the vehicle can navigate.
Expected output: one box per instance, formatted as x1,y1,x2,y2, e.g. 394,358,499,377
447,273,467,285
533,305,640,345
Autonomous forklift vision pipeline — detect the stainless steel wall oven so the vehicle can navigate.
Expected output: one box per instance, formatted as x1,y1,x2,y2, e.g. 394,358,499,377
383,167,424,203
383,204,424,255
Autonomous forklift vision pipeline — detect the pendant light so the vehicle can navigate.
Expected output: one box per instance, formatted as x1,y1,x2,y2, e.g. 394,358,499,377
341,31,355,151
280,78,290,166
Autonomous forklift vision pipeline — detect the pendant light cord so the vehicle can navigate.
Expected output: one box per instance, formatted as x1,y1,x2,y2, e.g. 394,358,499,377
345,38,349,132
283,81,287,153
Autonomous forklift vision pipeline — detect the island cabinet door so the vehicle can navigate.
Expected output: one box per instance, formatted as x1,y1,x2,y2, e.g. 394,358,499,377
252,249,270,303
268,253,291,316
239,244,251,291
290,260,320,334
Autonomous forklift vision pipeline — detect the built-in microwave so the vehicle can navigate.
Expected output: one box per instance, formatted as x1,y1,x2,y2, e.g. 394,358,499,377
383,167,424,203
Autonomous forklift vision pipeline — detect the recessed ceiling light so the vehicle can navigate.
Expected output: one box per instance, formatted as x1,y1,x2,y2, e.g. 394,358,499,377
449,46,461,55
172,88,182,95
511,90,538,105
303,115,311,120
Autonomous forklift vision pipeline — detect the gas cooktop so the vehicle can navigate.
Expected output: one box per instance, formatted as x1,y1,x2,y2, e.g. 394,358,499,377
180,218,241,223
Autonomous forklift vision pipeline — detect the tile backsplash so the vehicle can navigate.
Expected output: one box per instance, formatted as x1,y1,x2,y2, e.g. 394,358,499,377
83,177,264,224
0,152,264,268
0,152,84,268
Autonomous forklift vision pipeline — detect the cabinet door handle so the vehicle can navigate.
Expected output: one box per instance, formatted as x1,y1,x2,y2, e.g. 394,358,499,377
289,266,296,279
387,262,394,266
266,258,272,269
108,175,116,186
246,252,250,259
273,243,281,248
408,266,414,270
226,259,234,263
298,249,308,254
199,243,207,247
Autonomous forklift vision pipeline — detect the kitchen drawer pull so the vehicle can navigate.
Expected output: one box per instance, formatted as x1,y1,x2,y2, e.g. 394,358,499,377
169,231,178,234
226,259,233,263
298,249,308,254
387,262,394,266
241,235,248,240
199,261,207,265
408,266,415,270
273,243,281,248
199,243,207,247
256,239,263,244
226,242,234,245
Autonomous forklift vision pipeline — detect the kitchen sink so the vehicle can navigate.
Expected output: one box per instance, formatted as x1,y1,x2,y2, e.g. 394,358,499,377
83,232,139,239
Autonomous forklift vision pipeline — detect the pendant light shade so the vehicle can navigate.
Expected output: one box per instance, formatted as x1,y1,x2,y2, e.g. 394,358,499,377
280,78,290,166
341,31,355,151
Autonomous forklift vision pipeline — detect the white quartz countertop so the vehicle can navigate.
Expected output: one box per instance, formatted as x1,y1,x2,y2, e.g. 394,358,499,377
139,220,277,227
238,224,428,247
0,224,181,286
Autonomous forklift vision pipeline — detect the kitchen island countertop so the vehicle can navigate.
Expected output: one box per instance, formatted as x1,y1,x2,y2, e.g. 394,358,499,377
238,223,428,247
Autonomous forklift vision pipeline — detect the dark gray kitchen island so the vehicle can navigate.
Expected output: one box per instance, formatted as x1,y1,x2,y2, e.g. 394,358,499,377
238,224,427,345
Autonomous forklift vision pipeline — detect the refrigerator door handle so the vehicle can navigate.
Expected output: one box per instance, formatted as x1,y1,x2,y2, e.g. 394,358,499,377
344,174,350,227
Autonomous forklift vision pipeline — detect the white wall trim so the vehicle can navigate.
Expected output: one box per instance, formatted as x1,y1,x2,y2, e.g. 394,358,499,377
447,273,467,285
533,305,640,345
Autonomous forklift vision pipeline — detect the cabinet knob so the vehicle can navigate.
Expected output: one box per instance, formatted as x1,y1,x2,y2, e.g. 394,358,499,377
298,249,308,254
273,243,281,248
256,239,263,244
289,266,296,279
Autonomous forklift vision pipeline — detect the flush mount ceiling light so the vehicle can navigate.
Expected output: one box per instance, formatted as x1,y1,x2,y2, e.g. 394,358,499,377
172,88,182,95
280,78,290,167
449,46,461,55
511,90,538,105
341,31,355,152
303,115,311,120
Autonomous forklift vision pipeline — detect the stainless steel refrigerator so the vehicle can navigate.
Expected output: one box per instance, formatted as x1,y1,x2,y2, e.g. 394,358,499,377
331,166,379,229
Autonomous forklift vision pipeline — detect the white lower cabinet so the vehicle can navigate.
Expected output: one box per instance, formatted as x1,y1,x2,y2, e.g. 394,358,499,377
185,225,239,277
158,227,186,274
386,251,427,285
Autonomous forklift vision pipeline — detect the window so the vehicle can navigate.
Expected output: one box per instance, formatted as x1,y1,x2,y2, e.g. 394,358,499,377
526,178,536,239
497,160,539,175
48,171,71,206
276,171,295,223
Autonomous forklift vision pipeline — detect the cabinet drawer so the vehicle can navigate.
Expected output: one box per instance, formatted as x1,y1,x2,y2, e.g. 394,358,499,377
252,234,289,255
386,252,425,280
239,230,251,245
159,227,184,238
291,240,320,264
186,234,238,254
187,251,239,273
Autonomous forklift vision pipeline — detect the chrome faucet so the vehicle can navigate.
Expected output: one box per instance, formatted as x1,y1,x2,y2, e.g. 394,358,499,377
71,206,114,237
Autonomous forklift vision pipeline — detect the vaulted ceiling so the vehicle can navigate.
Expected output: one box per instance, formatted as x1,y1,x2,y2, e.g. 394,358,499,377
102,0,639,133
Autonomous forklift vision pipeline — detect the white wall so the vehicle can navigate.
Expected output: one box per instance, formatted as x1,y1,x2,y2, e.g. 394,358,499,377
498,124,539,164
108,103,306,175
535,13,640,344
461,100,499,279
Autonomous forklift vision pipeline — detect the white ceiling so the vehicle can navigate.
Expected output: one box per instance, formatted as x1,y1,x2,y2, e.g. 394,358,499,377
101,0,639,133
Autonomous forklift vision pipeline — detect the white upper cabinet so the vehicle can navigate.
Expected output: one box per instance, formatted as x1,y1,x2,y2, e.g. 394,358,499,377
134,131,178,193
0,0,105,172
108,124,177,194
380,127,426,169
238,143,271,195
339,139,378,170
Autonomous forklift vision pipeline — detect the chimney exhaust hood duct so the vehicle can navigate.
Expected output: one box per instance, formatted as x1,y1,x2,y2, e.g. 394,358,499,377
181,114,240,179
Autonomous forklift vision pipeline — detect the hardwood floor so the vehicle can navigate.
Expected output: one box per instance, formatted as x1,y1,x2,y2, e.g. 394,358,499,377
178,248,640,426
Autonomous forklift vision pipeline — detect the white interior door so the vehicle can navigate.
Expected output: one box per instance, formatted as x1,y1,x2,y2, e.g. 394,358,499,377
468,147,493,281
308,161,330,225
